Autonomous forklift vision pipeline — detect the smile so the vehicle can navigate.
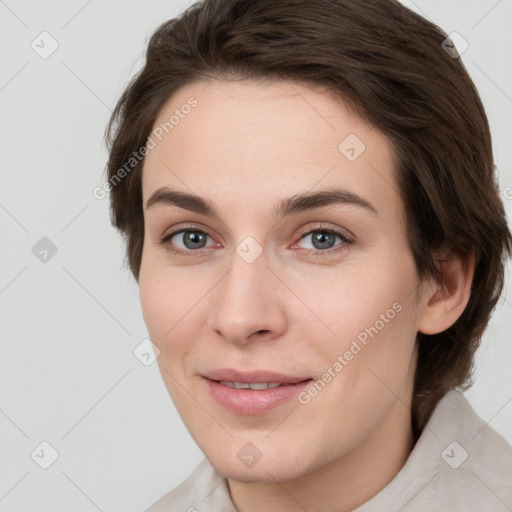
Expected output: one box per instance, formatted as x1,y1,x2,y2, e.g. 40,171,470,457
203,376,313,415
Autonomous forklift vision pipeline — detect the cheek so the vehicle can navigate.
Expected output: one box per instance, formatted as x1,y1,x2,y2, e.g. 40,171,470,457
139,273,166,341
139,246,184,337
304,254,419,378
290,271,419,449
138,260,207,368
139,270,197,408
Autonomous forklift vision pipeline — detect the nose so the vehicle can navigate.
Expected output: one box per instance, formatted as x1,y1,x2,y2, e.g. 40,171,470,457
207,249,288,347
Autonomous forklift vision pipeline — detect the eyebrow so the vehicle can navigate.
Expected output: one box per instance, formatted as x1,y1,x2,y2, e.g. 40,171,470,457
145,186,378,219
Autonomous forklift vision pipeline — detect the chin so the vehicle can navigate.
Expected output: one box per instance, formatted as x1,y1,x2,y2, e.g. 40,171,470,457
212,460,305,484
203,443,317,484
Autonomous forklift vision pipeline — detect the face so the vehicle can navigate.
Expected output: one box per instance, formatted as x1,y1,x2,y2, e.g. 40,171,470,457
139,79,428,483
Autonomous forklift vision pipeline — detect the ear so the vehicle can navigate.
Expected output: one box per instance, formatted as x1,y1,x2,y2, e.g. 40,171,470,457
417,248,475,335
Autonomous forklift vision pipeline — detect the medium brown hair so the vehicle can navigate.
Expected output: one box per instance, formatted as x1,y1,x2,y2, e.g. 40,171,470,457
104,0,512,434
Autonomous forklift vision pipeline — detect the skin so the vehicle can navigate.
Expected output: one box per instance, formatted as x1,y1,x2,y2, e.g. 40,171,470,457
138,79,474,511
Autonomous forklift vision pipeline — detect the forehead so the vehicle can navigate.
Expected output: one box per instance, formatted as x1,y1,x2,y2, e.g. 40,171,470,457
141,79,403,223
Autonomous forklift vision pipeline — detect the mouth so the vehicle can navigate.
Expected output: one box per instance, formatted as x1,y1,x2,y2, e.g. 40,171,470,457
202,368,312,384
201,370,314,415
216,381,291,390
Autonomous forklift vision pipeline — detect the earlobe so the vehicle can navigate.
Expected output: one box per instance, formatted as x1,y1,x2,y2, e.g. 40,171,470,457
417,249,475,335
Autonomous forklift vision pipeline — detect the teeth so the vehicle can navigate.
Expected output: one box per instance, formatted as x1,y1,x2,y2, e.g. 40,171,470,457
249,382,272,390
219,381,282,390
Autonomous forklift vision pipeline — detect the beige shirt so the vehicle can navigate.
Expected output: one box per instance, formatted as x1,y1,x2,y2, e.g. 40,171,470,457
145,389,512,511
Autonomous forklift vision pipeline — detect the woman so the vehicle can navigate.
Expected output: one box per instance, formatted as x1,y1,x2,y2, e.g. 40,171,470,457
104,0,512,510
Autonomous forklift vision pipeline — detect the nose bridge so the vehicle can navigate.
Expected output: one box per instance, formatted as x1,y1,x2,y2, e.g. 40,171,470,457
207,246,285,344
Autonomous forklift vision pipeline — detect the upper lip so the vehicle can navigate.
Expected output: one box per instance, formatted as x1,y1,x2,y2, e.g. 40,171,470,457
203,368,312,384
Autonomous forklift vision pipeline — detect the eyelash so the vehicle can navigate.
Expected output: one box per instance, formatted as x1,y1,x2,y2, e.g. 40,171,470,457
158,223,353,258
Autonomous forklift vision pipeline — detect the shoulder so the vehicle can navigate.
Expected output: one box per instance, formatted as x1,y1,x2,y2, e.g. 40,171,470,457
144,458,236,512
356,389,512,512
417,390,512,510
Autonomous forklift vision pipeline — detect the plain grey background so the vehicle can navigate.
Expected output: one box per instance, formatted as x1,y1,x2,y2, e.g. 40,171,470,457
1,0,511,511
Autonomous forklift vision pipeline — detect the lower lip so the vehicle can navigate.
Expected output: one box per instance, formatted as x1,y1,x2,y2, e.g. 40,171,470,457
203,378,313,415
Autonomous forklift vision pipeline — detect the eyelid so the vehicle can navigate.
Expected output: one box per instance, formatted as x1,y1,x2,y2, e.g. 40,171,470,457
160,221,353,242
159,221,354,256
295,222,354,244
159,223,218,248
160,222,216,242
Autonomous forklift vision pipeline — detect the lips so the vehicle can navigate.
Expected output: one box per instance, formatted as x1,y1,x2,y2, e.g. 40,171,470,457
202,368,313,415
203,368,311,384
